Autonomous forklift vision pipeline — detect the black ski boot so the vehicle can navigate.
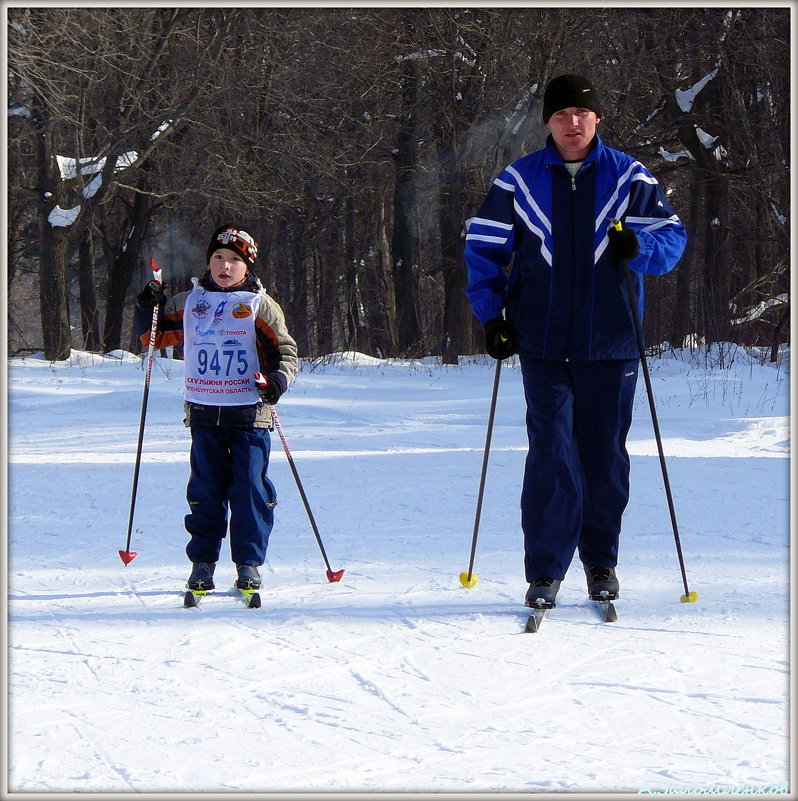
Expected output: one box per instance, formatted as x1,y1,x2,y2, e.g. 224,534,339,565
187,562,216,591
235,564,261,590
584,566,619,600
525,577,561,609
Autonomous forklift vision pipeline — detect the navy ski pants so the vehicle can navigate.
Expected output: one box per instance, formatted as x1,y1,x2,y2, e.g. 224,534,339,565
185,425,277,567
519,356,638,582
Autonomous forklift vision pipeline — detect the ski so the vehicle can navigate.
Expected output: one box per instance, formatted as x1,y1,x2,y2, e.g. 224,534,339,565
183,588,261,608
238,587,261,608
523,597,617,631
183,589,210,607
524,600,555,633
524,608,547,632
593,597,618,623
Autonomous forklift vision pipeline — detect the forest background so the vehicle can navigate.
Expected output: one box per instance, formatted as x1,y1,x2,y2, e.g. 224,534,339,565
5,5,791,363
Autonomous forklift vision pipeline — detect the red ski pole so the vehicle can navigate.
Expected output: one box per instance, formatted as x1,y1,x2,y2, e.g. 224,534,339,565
120,258,163,565
256,373,344,582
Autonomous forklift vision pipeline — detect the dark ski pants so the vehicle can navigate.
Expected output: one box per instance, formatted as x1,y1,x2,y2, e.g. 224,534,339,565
185,425,277,567
519,356,638,582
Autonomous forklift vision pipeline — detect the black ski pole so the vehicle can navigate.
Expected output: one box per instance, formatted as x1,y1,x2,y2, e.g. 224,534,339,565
120,258,163,565
258,377,344,583
613,220,697,603
460,356,503,588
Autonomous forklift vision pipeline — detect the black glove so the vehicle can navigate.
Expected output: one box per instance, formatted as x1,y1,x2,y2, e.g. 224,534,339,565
607,224,639,260
484,317,516,360
254,372,283,405
137,280,165,307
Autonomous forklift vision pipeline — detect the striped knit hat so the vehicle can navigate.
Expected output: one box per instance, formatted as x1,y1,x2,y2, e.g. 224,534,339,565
206,224,259,267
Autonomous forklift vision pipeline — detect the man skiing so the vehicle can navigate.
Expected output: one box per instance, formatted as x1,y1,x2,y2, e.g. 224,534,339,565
136,223,299,596
464,74,687,610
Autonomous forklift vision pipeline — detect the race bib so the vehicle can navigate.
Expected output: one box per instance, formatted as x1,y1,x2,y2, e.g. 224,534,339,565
183,288,261,406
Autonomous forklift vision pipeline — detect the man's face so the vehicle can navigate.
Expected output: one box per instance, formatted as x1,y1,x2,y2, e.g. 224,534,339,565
547,107,600,160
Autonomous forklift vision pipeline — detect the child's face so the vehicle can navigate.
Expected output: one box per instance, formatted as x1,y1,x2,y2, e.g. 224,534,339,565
209,248,248,288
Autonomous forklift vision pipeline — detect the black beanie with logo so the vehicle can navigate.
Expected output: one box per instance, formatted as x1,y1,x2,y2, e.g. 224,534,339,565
542,74,603,124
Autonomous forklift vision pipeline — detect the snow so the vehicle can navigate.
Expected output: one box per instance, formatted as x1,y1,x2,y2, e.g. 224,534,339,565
46,204,81,227
56,155,105,180
675,69,720,113
6,347,792,795
659,147,694,163
56,151,138,181
731,294,789,326
695,127,718,149
151,120,173,141
82,174,102,200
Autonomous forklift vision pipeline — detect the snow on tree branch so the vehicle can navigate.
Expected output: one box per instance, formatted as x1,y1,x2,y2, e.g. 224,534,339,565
675,68,719,113
730,294,789,325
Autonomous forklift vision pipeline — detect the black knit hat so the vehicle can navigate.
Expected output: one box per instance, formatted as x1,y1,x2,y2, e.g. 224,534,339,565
542,74,603,124
206,224,259,267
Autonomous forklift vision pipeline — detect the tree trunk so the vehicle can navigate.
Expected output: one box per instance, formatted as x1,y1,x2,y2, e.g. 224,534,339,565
32,92,72,361
391,56,422,353
439,157,472,364
703,172,731,345
288,218,311,358
670,169,702,348
344,190,367,353
38,227,72,361
770,308,788,363
102,185,153,352
368,196,399,357
78,227,101,351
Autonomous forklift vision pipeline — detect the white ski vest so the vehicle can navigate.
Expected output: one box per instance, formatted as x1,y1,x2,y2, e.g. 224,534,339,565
182,287,261,406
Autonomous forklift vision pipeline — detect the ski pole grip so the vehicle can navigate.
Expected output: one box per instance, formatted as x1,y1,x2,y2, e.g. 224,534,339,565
612,219,623,232
149,257,163,286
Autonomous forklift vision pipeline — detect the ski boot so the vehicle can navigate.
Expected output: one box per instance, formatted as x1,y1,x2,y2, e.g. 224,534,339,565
525,577,561,609
584,566,619,600
187,561,216,591
235,564,262,590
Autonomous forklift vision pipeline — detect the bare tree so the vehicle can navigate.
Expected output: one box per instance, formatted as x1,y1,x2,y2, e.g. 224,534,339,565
6,7,790,361
8,7,231,358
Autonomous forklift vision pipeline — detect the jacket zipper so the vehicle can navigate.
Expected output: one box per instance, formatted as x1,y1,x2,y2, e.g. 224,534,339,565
566,165,579,360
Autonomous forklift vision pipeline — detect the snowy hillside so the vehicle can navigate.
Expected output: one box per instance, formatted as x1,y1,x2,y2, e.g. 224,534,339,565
6,346,791,795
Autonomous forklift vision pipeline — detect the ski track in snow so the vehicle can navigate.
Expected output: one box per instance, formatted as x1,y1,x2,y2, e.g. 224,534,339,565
6,349,791,794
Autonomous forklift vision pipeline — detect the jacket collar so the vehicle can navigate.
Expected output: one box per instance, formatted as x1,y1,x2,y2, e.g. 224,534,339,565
544,133,603,166
199,270,263,293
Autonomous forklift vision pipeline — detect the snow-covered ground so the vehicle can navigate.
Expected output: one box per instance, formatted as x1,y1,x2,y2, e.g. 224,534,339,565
5,346,792,795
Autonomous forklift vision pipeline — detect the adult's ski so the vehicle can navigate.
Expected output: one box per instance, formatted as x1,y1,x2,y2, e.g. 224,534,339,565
524,607,548,632
524,598,618,632
592,594,618,623
524,601,554,633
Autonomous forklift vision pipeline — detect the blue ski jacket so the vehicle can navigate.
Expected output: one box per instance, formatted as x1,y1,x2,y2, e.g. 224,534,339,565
464,135,687,361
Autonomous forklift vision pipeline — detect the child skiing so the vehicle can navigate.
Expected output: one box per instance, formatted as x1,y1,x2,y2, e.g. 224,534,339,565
136,223,299,596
